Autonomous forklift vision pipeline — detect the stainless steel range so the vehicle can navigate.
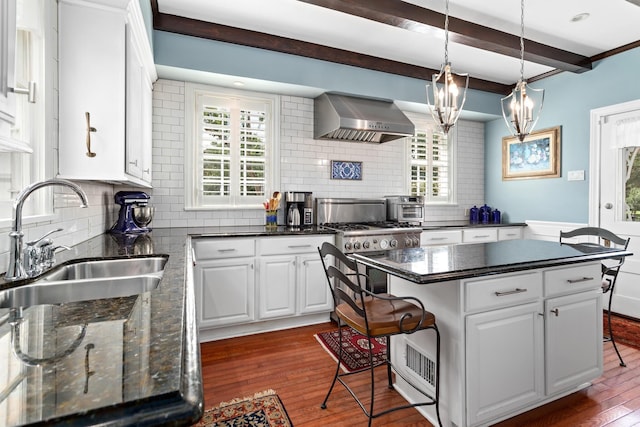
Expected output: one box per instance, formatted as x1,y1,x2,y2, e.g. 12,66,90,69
316,198,422,254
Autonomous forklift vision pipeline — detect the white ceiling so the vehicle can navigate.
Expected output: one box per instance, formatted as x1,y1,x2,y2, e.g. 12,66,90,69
156,0,640,85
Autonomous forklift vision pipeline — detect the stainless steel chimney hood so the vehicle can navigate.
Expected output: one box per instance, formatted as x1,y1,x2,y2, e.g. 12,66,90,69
314,93,415,143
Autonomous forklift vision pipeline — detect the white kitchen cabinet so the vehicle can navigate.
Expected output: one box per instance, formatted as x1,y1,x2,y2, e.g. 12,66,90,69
421,229,462,246
192,234,334,341
192,238,256,328
0,0,18,150
58,0,156,187
389,260,604,427
257,235,333,318
466,301,544,426
462,227,498,243
258,255,296,319
498,227,523,241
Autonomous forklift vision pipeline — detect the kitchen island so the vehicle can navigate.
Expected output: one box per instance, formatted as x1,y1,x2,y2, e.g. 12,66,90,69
353,239,632,427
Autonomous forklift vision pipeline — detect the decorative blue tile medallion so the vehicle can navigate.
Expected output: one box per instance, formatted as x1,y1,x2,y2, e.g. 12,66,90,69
331,160,363,180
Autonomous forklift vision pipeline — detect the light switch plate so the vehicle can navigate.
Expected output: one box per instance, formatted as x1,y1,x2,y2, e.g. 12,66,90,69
568,170,585,181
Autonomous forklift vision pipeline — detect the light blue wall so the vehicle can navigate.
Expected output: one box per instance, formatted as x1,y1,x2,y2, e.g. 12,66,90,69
153,30,503,116
485,47,640,223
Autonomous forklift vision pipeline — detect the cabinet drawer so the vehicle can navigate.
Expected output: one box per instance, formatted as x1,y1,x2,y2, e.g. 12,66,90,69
258,235,332,256
465,272,542,312
192,238,255,260
421,230,462,246
544,262,601,297
462,228,498,243
498,227,523,241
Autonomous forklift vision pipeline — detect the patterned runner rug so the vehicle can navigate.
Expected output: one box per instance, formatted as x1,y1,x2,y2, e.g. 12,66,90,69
193,389,292,427
315,327,387,373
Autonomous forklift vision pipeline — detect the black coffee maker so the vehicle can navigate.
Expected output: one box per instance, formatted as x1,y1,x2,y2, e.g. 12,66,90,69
110,191,154,234
284,191,313,227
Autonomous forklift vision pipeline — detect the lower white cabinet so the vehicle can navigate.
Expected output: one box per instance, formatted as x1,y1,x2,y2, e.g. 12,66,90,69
466,301,544,425
545,290,602,395
192,234,333,340
390,260,603,427
195,257,255,328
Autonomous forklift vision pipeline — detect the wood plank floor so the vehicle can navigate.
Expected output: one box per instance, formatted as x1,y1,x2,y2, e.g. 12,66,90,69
199,321,640,426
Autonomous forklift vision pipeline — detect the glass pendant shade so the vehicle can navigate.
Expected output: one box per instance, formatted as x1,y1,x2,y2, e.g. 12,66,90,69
427,63,469,135
501,80,544,142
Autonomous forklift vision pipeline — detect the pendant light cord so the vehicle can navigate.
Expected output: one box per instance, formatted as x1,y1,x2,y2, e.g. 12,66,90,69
444,0,450,64
519,0,525,80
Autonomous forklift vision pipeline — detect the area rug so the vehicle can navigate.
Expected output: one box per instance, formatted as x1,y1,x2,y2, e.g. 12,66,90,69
607,313,640,350
315,327,387,373
193,389,292,427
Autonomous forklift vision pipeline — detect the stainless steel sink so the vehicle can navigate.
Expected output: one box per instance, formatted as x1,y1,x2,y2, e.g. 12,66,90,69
0,256,168,308
38,256,168,281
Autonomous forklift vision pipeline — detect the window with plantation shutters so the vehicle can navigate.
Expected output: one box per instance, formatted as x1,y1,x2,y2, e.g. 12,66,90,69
409,120,453,203
186,84,279,209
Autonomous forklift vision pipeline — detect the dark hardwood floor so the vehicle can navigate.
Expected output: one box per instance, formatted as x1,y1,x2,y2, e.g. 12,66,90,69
199,321,640,426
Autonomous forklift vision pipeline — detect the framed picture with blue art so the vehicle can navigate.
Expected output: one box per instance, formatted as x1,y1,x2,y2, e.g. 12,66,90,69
502,126,561,180
331,160,363,180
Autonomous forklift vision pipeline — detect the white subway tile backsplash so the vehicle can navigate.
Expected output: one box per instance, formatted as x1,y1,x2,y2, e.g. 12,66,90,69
149,79,485,226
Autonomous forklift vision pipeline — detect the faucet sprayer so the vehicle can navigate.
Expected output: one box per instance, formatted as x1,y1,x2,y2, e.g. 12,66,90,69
5,179,89,281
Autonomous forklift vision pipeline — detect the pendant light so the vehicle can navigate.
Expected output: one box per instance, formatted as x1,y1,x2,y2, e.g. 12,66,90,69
426,0,469,135
501,0,544,142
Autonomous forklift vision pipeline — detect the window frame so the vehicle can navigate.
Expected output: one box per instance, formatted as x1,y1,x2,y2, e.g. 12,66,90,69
405,112,457,205
184,83,280,210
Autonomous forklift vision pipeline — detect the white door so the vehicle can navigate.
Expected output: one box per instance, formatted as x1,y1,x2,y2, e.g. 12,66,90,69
593,100,640,317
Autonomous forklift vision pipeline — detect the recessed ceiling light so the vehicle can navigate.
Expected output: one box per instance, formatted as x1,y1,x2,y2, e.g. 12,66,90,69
233,81,245,87
570,13,590,23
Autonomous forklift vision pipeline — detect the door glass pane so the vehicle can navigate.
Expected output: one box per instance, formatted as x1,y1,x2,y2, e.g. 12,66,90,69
624,147,640,221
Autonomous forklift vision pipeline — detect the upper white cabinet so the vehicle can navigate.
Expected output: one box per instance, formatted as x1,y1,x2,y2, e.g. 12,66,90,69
58,0,156,187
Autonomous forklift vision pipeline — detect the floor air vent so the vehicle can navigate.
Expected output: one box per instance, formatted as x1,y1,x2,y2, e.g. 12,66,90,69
405,342,437,389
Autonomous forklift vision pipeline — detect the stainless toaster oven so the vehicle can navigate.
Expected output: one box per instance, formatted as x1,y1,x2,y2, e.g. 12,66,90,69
385,195,425,223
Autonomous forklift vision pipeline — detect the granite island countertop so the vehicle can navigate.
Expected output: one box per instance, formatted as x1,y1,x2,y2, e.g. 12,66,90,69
352,239,632,284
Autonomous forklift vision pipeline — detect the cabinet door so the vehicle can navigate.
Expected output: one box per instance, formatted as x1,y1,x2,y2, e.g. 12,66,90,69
194,258,255,328
466,302,544,426
545,290,602,395
298,253,332,314
0,0,17,136
58,1,126,180
258,255,296,319
125,24,143,179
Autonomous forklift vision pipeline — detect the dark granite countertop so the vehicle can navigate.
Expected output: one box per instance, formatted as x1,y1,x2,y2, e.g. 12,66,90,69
0,225,338,426
0,229,202,427
352,239,632,284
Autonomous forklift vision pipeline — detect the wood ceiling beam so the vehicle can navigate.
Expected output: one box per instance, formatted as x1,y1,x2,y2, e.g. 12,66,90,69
298,0,593,74
153,12,511,94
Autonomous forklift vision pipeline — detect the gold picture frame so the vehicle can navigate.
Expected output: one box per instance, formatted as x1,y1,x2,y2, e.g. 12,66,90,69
502,126,561,180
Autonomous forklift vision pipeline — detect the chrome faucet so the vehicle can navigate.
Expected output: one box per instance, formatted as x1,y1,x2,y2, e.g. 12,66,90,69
5,179,88,281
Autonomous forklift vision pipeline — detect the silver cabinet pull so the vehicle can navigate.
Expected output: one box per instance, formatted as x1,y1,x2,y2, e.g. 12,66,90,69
429,237,447,241
191,247,197,266
566,277,594,284
494,288,527,296
550,308,559,316
217,248,237,253
288,244,312,249
474,235,490,238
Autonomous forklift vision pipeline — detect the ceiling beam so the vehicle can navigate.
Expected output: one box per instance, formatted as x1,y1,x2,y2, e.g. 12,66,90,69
298,0,592,74
152,11,511,94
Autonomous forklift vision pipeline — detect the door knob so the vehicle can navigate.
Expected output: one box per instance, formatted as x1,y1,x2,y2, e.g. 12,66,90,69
604,203,613,209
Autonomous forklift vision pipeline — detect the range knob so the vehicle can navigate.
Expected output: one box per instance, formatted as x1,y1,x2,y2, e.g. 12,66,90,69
405,237,413,247
413,237,420,247
344,242,353,251
390,239,398,248
363,241,370,250
353,241,361,250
